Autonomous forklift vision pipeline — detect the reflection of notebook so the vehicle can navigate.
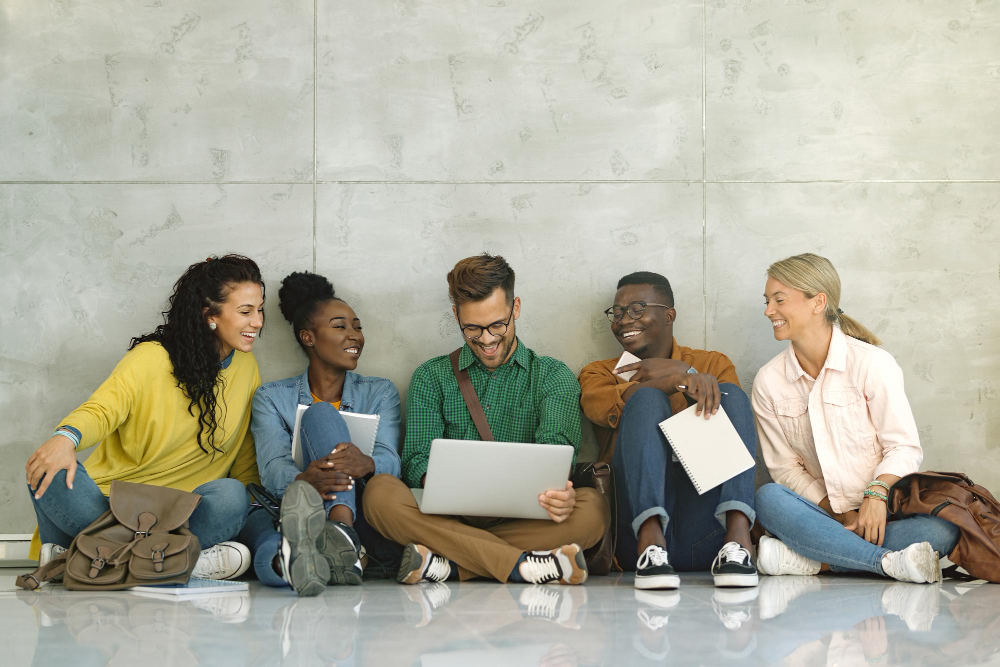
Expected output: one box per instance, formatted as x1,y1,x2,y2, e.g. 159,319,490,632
658,404,754,495
291,405,381,470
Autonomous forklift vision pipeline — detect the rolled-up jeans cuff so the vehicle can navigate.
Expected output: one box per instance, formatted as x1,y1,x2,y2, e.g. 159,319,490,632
714,501,755,530
253,534,287,588
632,507,668,538
323,493,356,522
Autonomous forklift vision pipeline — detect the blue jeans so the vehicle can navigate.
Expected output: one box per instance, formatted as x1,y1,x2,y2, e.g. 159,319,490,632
612,384,758,571
755,482,961,574
28,463,250,549
242,402,400,587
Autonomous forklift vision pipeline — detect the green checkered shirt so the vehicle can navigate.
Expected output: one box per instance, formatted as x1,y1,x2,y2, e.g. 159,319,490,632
402,338,581,487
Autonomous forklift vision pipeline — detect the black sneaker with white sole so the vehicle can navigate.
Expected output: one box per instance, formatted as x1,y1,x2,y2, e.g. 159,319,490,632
711,541,758,588
317,521,363,586
635,545,679,590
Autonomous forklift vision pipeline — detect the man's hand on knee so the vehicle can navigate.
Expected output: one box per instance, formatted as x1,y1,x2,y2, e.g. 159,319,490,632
539,481,576,523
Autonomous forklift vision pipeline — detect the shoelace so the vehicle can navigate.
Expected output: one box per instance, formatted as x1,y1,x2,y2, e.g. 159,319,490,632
198,547,232,577
422,553,452,582
712,542,749,571
522,586,560,619
637,545,670,569
520,553,562,584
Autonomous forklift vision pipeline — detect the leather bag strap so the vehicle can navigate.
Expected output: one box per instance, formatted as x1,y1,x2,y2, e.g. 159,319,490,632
450,348,494,441
16,556,66,591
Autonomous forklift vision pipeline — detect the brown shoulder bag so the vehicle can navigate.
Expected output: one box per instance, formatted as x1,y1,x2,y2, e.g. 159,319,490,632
17,480,202,591
888,471,1000,583
449,348,616,575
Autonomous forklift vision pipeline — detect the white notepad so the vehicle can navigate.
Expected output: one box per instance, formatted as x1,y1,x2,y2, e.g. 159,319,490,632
658,404,754,494
130,577,249,597
613,350,642,381
291,405,381,470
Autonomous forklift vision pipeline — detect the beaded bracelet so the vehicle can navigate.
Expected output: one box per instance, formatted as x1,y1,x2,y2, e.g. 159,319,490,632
53,428,80,448
866,480,890,492
864,489,888,503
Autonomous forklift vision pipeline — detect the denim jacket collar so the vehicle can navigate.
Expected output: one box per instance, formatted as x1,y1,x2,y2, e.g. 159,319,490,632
295,367,358,412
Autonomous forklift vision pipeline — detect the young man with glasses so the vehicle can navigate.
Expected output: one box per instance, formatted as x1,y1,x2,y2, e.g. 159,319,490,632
578,272,759,591
363,254,609,585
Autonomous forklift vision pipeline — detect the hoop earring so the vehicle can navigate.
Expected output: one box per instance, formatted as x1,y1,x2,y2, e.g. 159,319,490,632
209,322,217,331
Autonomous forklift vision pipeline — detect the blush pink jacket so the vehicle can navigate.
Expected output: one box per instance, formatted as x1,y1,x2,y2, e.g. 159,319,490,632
751,327,923,514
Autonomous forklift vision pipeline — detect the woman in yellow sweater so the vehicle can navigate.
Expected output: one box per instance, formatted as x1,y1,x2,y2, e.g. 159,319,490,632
25,254,265,580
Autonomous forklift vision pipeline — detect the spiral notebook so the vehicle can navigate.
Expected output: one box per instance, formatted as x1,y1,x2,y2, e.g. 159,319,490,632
657,404,754,495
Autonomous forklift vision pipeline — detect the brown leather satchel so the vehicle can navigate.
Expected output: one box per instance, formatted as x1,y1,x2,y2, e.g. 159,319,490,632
888,471,1000,583
448,348,616,575
17,480,202,591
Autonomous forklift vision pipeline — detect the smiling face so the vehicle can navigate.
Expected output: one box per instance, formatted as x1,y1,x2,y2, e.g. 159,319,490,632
763,276,828,342
610,283,674,359
300,299,364,371
453,287,520,370
207,282,264,359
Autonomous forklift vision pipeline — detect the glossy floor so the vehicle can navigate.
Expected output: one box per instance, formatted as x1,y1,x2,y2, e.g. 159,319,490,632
2,570,998,666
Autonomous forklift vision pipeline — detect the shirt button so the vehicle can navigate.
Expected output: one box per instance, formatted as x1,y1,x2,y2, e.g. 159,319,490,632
485,406,490,411
609,414,618,425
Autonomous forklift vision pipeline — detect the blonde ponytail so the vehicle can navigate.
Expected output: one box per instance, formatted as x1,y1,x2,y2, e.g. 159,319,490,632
767,253,882,346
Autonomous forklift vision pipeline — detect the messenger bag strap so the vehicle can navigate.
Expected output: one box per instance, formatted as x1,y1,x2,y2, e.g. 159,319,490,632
449,348,494,442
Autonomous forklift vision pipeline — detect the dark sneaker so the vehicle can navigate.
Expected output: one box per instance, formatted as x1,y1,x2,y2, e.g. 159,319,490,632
397,543,452,584
517,544,588,585
635,545,679,590
278,481,330,597
711,541,759,588
317,521,363,586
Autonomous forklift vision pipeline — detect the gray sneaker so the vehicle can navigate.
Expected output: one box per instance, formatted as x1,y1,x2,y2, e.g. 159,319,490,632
317,521,363,586
278,481,330,597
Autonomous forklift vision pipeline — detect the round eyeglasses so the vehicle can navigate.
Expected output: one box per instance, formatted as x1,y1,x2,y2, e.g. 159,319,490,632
459,305,515,340
603,301,672,323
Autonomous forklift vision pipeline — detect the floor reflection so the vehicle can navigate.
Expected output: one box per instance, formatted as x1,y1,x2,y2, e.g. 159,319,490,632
2,571,998,666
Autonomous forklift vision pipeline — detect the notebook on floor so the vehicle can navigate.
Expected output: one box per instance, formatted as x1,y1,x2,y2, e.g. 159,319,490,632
291,405,381,470
658,404,754,495
129,578,249,597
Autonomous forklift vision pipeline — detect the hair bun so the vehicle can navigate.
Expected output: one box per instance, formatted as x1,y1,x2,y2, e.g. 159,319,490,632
278,272,335,324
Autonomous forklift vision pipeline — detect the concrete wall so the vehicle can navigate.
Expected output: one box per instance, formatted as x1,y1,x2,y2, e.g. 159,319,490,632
1,0,998,533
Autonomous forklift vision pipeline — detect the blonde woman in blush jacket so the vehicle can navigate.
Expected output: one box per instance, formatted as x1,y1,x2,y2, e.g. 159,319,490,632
751,253,958,584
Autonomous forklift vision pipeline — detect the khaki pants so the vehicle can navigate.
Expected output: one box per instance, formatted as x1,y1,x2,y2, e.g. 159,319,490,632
363,474,610,582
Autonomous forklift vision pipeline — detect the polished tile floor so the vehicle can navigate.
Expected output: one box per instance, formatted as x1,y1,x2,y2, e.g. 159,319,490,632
2,569,998,666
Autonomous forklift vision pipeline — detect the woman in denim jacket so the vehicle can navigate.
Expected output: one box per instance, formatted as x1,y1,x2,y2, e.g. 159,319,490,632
240,271,402,596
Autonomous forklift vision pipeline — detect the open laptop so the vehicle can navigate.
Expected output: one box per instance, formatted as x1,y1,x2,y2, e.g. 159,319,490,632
411,439,574,520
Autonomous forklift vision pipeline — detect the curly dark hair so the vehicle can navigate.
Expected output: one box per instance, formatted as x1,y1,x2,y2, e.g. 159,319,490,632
278,271,341,352
129,254,265,455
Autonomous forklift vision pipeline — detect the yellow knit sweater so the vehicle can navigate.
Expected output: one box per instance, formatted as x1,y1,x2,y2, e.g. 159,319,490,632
30,341,261,558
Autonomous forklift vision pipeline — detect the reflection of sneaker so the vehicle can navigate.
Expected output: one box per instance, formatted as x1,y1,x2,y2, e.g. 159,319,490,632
712,542,758,587
397,544,452,584
189,593,251,623
277,481,330,597
881,542,941,584
757,574,822,620
881,582,941,631
317,521,363,585
193,542,251,580
756,536,821,576
518,585,587,629
518,544,588,585
635,545,679,590
403,581,453,627
711,587,759,630
634,589,677,660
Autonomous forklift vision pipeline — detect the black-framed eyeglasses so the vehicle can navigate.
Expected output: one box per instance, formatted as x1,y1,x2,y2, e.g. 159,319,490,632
604,301,672,323
459,305,515,340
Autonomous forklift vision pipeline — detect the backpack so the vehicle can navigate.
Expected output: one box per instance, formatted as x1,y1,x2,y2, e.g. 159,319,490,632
888,471,1000,583
17,480,202,591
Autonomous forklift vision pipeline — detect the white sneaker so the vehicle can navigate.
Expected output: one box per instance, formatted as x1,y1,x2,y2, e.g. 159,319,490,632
192,541,251,580
757,574,822,620
38,543,67,567
880,542,941,584
756,536,821,576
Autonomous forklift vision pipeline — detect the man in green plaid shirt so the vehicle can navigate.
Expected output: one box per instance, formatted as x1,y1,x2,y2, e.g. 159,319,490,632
363,254,609,586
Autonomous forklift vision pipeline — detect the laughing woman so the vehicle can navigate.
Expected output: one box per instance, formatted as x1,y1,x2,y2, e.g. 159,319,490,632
242,271,402,596
25,255,265,580
751,253,959,583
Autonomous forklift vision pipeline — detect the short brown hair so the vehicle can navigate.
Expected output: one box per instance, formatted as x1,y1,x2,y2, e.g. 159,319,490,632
447,254,515,306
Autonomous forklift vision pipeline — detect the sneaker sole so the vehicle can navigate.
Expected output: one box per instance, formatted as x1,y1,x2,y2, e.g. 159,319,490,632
906,543,942,584
635,573,680,590
559,544,588,585
280,482,330,597
713,572,759,588
319,524,363,586
397,543,428,585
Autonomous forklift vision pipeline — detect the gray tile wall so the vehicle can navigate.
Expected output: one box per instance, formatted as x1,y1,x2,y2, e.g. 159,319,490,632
1,1,997,533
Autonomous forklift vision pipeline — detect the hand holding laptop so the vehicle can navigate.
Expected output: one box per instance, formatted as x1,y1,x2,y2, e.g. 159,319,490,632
538,481,576,522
